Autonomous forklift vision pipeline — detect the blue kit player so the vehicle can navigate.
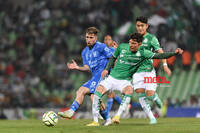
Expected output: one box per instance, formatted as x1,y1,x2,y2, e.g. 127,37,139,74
58,27,113,125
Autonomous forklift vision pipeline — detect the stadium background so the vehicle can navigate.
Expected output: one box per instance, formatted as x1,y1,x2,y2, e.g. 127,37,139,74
0,0,200,119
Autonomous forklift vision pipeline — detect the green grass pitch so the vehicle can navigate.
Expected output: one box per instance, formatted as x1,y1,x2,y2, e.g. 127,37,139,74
0,118,199,133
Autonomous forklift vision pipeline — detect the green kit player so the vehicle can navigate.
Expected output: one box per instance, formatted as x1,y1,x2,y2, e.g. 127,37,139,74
88,33,183,126
133,16,171,124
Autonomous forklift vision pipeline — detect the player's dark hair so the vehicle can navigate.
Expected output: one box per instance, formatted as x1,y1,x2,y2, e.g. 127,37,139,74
130,33,143,43
86,27,99,35
136,16,148,24
104,34,112,39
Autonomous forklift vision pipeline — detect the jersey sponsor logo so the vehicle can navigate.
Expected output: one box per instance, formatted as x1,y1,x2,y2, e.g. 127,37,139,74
122,50,126,54
119,59,124,64
89,53,92,58
144,75,170,84
143,38,148,43
88,60,98,68
136,52,141,56
142,43,148,46
120,54,124,58
120,59,138,65
93,51,97,57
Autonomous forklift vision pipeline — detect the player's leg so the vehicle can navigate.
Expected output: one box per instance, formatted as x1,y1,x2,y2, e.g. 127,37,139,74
87,76,113,126
114,92,122,104
87,85,107,126
112,85,132,124
100,96,112,126
58,86,90,118
133,72,157,124
145,71,163,108
58,75,97,119
135,88,157,124
106,91,115,113
90,94,111,125
146,90,163,108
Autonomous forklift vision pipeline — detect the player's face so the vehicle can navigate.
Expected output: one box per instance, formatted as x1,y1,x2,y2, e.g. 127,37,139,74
86,33,97,46
136,21,148,36
129,39,141,52
104,36,112,47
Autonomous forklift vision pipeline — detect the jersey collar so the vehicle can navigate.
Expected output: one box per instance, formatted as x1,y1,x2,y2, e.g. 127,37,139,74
88,41,97,50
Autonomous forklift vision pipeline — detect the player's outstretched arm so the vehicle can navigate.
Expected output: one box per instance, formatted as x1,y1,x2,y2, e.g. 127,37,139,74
152,48,183,59
67,59,90,71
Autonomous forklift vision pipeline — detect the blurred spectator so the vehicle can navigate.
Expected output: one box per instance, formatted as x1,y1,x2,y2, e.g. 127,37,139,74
153,59,160,74
194,49,200,70
167,56,176,71
0,0,198,108
0,108,7,119
166,97,174,107
182,95,198,107
182,50,192,70
153,59,160,69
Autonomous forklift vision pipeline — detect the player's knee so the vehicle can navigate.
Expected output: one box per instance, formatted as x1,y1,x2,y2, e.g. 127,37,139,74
76,89,86,97
108,92,114,98
123,86,133,95
96,86,101,92
96,85,106,94
135,88,145,93
146,90,155,96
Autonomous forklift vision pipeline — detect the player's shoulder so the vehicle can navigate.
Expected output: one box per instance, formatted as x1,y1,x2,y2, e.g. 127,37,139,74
139,46,153,55
96,41,106,47
146,32,157,39
82,47,88,55
138,46,145,53
138,46,149,55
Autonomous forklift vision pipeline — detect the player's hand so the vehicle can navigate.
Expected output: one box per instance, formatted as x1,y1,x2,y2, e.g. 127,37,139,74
67,59,79,70
175,48,183,55
112,41,118,49
163,66,172,76
101,70,108,78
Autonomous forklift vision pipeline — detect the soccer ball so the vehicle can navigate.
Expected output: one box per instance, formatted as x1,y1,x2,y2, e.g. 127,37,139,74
42,111,58,126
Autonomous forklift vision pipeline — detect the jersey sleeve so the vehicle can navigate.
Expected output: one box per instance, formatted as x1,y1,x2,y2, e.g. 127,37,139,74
113,45,120,58
81,49,88,65
141,49,155,59
101,43,113,58
151,36,161,51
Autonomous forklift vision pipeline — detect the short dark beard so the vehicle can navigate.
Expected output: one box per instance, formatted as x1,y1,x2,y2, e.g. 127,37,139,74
88,45,93,49
88,43,96,49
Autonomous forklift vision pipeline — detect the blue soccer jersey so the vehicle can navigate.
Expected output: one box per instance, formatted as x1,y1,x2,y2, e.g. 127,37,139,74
81,41,114,93
81,41,113,75
109,47,115,54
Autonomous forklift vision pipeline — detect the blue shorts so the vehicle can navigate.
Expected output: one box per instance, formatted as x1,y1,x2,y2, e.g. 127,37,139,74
82,72,102,94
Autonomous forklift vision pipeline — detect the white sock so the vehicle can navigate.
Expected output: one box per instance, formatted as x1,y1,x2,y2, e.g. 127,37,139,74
139,96,155,120
92,94,101,123
116,95,131,117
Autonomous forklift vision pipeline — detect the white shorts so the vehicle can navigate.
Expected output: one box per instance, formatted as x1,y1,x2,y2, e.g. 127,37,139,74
99,75,132,93
132,70,157,91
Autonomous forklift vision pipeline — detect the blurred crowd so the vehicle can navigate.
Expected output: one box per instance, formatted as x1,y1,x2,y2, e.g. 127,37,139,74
166,94,200,108
0,0,199,108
